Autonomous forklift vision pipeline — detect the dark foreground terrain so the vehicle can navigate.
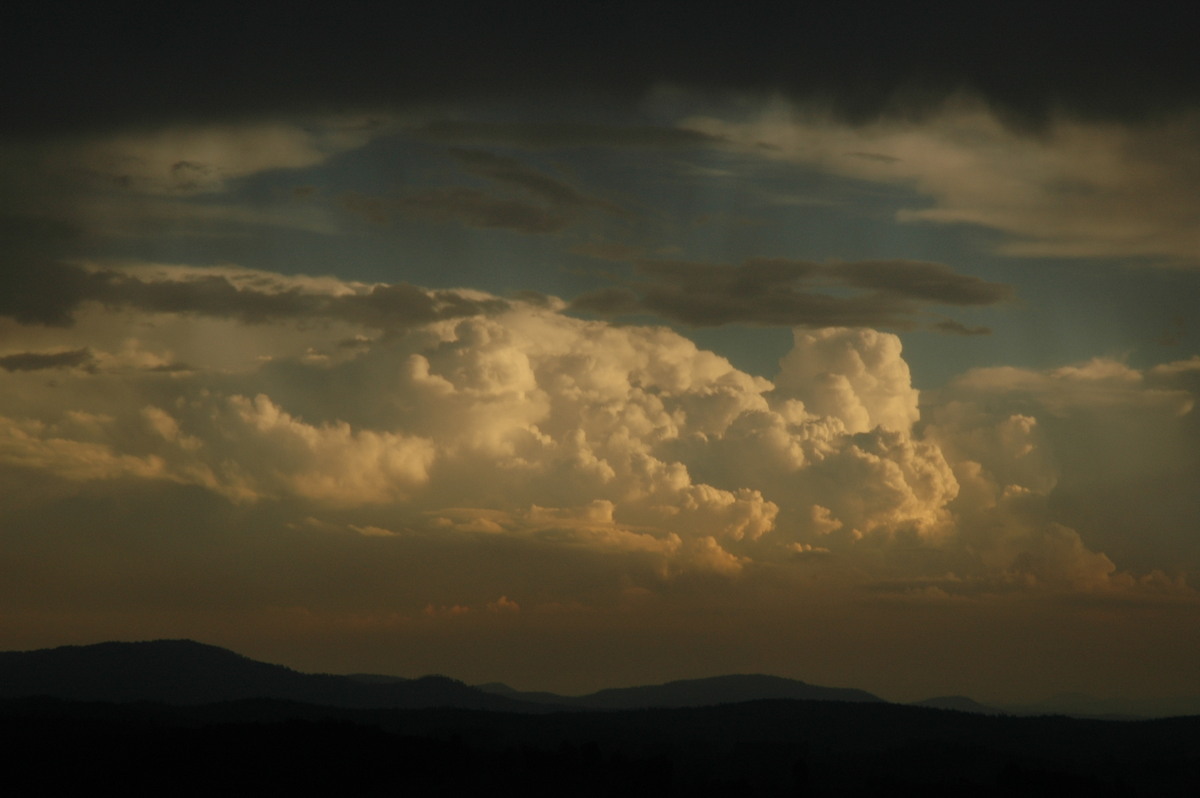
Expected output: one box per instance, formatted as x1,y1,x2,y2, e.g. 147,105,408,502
5,695,1198,796
3,641,1197,795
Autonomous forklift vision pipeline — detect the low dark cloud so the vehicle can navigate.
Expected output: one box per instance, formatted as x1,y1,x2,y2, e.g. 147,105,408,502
0,259,110,326
112,274,328,323
569,257,1012,329
834,260,1013,305
338,284,508,329
0,261,507,329
0,348,93,372
934,320,992,336
3,3,1196,138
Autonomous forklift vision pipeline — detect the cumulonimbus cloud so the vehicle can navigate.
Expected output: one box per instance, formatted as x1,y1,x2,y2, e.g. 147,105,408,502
1,274,1191,596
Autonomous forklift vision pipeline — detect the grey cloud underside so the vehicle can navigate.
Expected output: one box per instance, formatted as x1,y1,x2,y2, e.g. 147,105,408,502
570,258,1012,328
0,262,506,328
0,261,84,326
3,3,1196,137
0,348,93,372
835,261,1012,306
934,320,992,337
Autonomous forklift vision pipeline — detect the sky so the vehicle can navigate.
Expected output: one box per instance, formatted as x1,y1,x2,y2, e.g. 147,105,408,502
1,2,1198,705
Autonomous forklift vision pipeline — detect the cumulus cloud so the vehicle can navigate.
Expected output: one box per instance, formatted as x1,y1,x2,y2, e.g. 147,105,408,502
0,415,168,483
943,358,1195,416
216,394,437,504
569,257,1012,329
922,353,1200,589
775,328,919,433
1150,355,1200,378
0,268,1192,596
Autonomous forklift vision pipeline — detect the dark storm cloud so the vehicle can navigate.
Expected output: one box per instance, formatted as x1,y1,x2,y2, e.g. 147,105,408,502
572,258,910,328
640,288,910,330
113,274,328,323
0,261,506,328
339,283,509,329
834,260,1013,306
3,2,1196,138
569,257,1012,328
640,258,822,290
0,348,93,372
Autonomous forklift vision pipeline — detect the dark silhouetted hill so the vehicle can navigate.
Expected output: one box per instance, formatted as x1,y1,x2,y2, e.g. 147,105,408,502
912,695,1004,714
3,694,1198,795
572,674,882,709
477,674,881,709
476,681,577,706
998,692,1200,720
4,640,1200,793
0,639,539,711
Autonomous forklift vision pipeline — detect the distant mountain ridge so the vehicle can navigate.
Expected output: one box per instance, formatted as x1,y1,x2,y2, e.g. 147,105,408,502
911,695,1004,715
0,640,886,712
5,640,1197,718
6,692,1200,795
477,673,882,709
0,640,534,711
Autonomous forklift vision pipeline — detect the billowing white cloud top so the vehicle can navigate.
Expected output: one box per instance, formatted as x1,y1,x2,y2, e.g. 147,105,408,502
2,269,1195,601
